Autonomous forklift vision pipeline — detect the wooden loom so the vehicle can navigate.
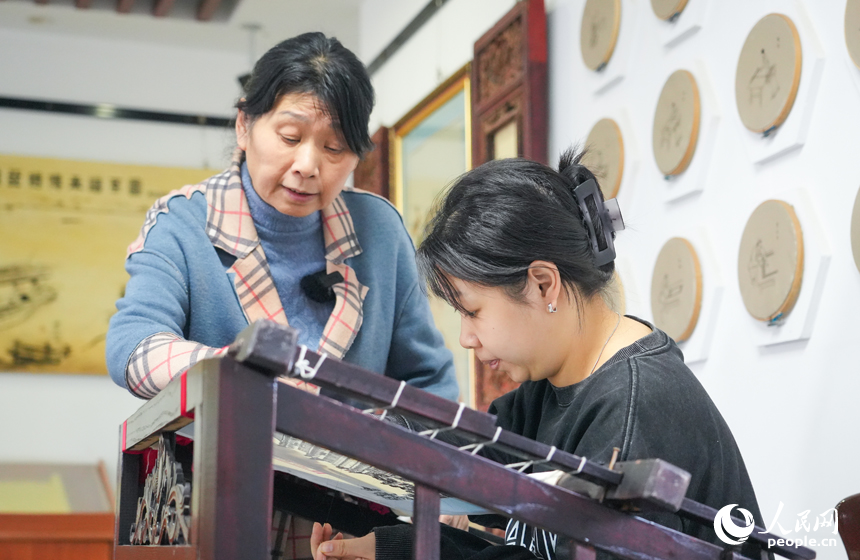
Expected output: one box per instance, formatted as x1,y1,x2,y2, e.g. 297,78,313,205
113,321,816,560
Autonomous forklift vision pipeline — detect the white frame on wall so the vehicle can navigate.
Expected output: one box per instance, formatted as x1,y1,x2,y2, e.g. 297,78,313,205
739,188,831,348
579,0,641,96
734,0,826,166
654,0,712,49
651,59,722,203
659,228,724,364
614,255,648,319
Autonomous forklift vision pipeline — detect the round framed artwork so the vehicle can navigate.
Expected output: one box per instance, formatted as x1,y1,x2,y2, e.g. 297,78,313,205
737,200,804,322
650,237,702,342
847,0,860,70
651,0,689,21
580,0,622,71
735,13,802,134
652,69,700,176
582,118,624,198
851,185,860,274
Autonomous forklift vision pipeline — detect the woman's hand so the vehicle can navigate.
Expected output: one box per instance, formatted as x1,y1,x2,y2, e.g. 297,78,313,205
439,514,470,531
311,522,375,560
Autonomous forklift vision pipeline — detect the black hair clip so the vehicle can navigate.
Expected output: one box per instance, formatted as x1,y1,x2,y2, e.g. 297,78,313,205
573,179,626,267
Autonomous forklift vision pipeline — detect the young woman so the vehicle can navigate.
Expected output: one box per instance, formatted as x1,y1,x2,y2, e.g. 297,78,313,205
310,149,764,560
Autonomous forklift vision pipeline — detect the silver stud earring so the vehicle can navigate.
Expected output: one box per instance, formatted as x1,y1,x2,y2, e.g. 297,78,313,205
547,303,557,313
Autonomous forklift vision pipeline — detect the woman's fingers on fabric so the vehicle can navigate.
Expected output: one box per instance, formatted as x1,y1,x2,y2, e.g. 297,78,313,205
317,532,376,560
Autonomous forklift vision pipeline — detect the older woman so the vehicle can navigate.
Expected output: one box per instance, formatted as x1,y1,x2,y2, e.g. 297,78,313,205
106,32,459,403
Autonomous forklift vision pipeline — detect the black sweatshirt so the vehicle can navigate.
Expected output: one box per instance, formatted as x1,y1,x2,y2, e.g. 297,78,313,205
374,319,764,560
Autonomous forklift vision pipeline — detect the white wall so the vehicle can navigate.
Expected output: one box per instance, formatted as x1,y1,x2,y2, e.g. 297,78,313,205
0,23,246,486
0,26,245,168
363,1,857,559
547,3,858,559
360,0,519,130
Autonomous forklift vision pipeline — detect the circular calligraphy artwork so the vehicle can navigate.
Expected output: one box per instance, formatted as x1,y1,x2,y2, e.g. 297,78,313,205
580,0,622,71
582,118,624,198
737,200,804,322
650,238,702,342
652,70,700,176
735,14,802,133
651,0,689,21
846,0,860,70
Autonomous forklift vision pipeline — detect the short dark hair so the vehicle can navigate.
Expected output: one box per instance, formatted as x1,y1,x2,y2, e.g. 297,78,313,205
236,32,374,157
416,148,616,314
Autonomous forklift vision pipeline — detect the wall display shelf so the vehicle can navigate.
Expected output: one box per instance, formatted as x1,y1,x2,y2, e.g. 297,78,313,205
846,0,860,100
663,229,722,364
580,0,621,71
654,0,711,48
738,199,804,323
650,237,702,343
652,69,700,177
651,61,720,203
581,118,624,198
614,256,647,319
739,190,830,348
735,14,802,134
846,0,860,69
735,2,825,165
612,108,642,213
850,185,860,274
579,0,639,95
650,0,688,21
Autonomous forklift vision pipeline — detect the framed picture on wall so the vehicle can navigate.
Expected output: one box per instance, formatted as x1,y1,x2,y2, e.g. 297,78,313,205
392,64,475,407
0,154,218,375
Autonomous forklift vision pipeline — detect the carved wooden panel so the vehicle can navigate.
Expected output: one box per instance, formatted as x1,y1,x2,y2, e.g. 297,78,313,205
475,15,524,105
472,0,547,168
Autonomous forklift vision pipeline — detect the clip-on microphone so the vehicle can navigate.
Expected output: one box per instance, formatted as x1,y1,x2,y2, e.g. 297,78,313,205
300,270,344,303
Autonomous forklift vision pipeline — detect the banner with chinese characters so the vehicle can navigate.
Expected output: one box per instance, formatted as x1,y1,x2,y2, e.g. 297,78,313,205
0,154,220,374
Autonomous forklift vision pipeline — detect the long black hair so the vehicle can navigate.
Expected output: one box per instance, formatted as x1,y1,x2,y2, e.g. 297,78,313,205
416,148,616,314
236,32,374,157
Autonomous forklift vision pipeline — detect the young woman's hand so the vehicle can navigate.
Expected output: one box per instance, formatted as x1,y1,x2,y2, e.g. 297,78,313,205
439,514,470,531
311,522,375,560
